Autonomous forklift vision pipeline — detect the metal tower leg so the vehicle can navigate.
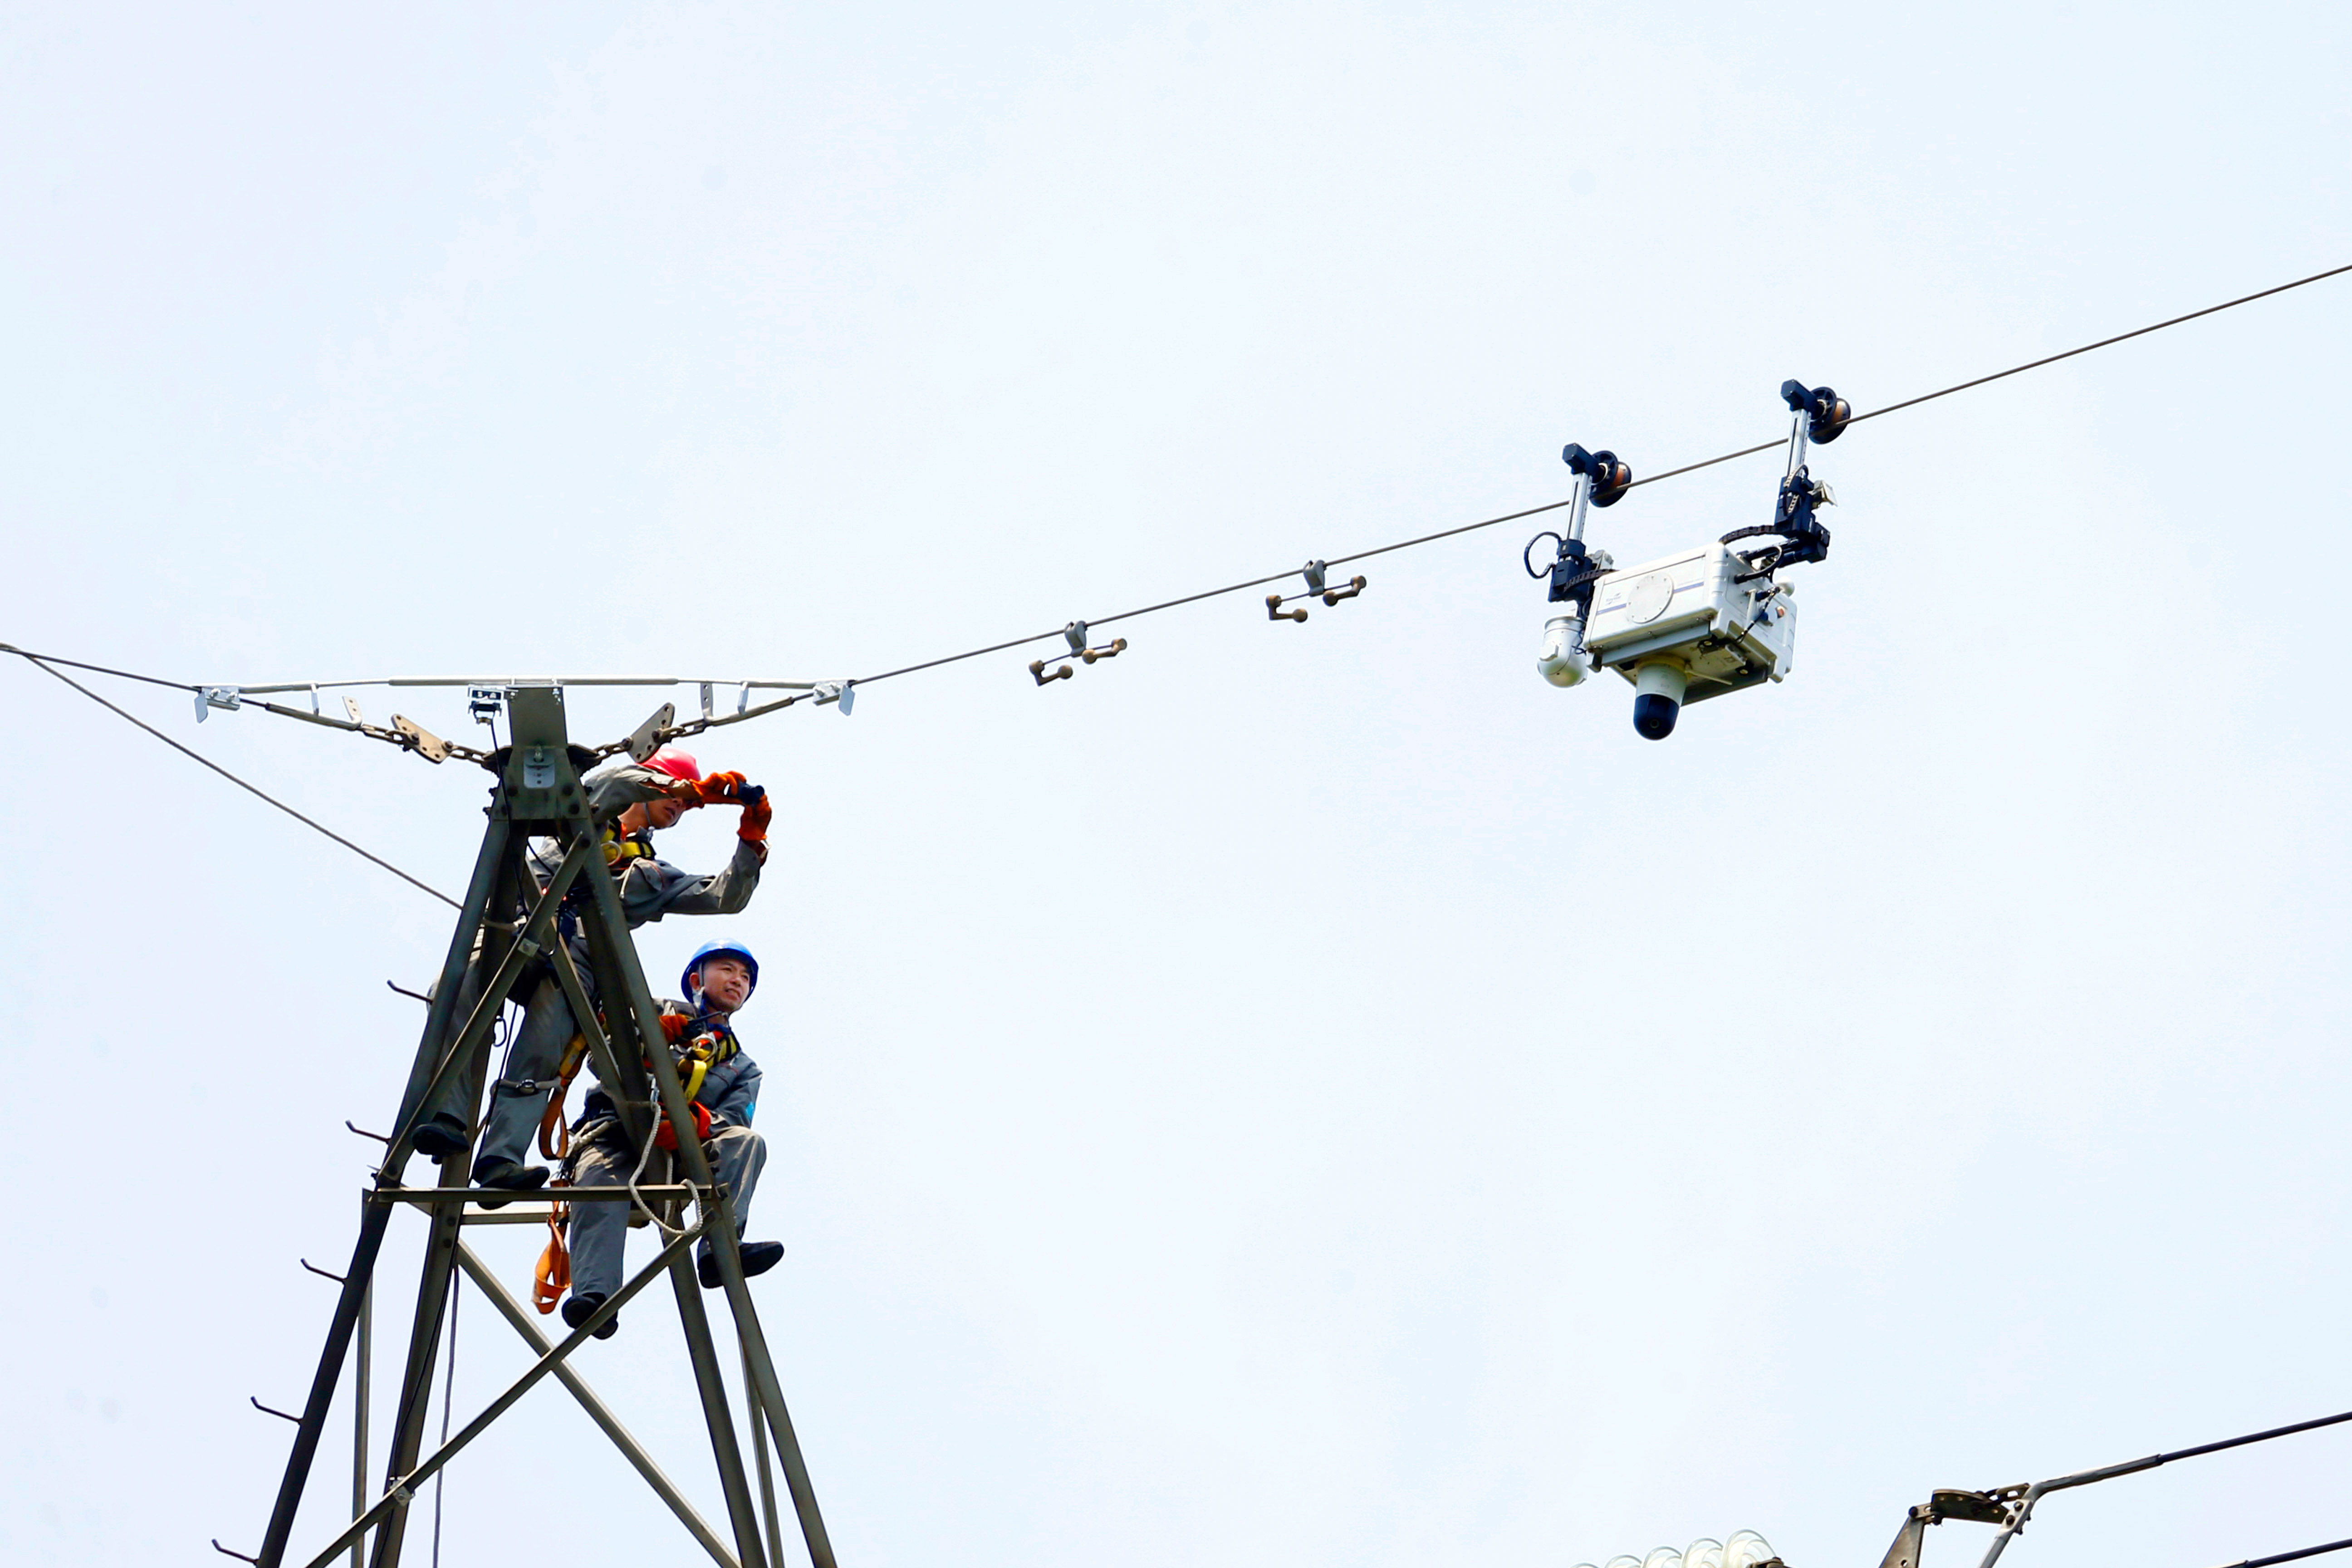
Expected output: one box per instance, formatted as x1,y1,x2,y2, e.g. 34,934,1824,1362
367,838,533,1568
570,813,841,1568
671,1256,774,1568
743,1340,784,1568
252,683,839,1568
255,817,511,1568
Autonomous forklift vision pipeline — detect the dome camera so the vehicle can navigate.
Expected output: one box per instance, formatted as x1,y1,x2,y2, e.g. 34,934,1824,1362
1631,660,1687,740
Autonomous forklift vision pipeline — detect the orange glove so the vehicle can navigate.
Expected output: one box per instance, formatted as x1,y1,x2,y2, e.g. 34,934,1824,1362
738,789,772,843
693,770,748,804
652,1099,713,1151
658,1013,689,1044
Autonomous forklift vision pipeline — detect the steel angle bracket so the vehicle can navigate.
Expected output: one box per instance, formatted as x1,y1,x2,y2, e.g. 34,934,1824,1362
1873,1485,2029,1568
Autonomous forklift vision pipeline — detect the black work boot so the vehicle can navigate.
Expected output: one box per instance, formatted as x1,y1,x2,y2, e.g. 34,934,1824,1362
411,1118,470,1160
699,1240,784,1289
470,1157,550,1210
561,1292,619,1340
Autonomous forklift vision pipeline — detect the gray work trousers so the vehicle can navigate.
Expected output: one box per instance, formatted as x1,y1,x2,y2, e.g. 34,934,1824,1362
567,1123,766,1301
420,970,578,1171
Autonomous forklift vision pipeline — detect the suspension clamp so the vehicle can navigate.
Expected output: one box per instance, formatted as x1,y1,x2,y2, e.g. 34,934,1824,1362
1030,621,1127,685
1266,559,1367,623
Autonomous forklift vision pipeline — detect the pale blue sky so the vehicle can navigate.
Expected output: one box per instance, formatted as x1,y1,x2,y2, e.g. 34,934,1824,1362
4,5,2351,1566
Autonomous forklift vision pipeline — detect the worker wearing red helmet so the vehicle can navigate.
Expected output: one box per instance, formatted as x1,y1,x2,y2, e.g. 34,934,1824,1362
410,747,775,1199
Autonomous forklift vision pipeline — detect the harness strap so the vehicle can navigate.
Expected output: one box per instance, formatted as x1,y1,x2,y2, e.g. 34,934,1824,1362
531,1190,571,1316
600,823,657,867
647,1015,738,1107
536,1034,593,1161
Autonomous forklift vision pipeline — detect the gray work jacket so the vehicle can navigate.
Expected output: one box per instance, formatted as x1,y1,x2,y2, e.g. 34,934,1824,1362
576,1001,764,1135
529,760,763,927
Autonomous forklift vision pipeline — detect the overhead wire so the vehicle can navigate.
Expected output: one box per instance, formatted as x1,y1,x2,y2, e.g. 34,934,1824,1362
18,261,2352,709
2230,1540,2352,1568
7,258,2349,913
0,645,198,692
852,258,2352,687
9,647,462,909
2158,1406,2352,1463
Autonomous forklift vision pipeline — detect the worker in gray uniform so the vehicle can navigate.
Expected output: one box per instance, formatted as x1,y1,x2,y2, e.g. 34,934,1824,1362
559,940,785,1338
410,748,774,1200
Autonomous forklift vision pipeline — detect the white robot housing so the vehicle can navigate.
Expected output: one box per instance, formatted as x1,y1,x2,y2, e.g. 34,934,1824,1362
1531,382,1846,740
1583,542,1797,739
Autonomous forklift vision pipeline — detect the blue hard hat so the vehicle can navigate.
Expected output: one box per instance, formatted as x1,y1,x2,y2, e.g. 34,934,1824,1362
682,940,759,999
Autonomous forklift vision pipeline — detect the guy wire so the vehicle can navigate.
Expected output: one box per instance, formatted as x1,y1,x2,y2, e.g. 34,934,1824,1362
10,648,462,909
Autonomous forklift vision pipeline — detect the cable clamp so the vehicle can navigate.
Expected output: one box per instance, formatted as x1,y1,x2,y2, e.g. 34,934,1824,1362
1029,622,1127,685
813,679,855,715
1266,560,1367,623
623,703,678,762
389,715,452,764
195,686,242,722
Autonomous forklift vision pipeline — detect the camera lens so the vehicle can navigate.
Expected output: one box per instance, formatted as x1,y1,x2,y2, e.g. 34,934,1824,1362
1631,660,1687,740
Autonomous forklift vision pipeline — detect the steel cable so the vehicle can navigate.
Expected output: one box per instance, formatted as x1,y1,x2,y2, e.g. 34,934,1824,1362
10,648,462,908
852,259,2352,686
2231,1539,2352,1568
12,261,2351,715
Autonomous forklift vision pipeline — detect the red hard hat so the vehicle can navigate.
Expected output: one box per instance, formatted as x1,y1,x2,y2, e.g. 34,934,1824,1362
641,747,702,783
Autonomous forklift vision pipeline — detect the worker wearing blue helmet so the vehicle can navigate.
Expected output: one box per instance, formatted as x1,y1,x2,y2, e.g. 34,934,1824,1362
558,939,784,1338
408,749,772,1202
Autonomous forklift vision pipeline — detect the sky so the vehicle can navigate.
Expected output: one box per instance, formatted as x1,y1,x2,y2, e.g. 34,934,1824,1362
4,3,2352,1566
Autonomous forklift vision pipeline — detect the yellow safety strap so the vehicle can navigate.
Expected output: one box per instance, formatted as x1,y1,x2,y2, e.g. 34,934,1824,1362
681,1043,713,1103
674,1027,736,1104
600,825,657,867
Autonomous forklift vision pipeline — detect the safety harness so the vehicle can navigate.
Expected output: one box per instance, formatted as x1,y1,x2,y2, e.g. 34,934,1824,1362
601,820,658,868
530,1010,739,1312
531,1034,593,1315
669,1011,740,1103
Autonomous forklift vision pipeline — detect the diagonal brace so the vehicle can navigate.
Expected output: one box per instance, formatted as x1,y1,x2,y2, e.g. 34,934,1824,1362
452,1242,737,1568
297,1215,707,1568
383,833,594,1160
548,936,656,1152
590,862,837,1568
